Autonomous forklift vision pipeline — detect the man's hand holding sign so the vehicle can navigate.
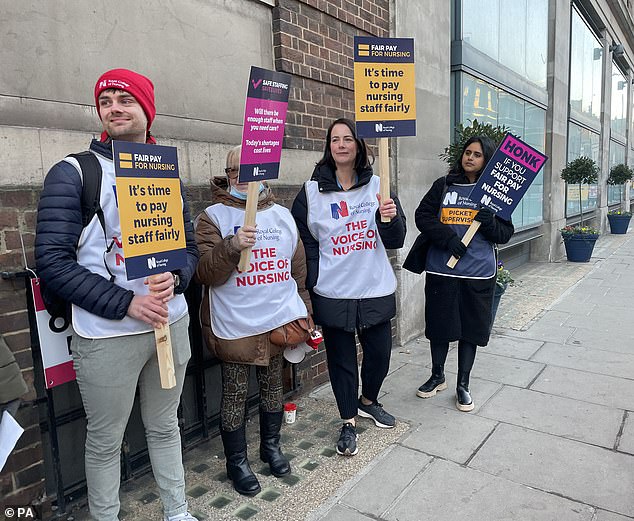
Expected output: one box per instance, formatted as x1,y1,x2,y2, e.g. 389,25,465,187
446,133,548,268
114,141,188,388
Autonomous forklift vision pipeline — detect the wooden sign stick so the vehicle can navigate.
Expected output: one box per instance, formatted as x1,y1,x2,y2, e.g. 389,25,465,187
446,220,481,269
378,138,391,223
238,181,260,272
149,274,176,389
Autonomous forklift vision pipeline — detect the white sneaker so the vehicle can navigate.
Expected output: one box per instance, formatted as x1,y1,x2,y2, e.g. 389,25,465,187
164,512,199,521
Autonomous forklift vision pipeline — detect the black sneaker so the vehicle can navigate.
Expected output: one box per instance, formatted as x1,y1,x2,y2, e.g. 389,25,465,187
336,422,358,456
357,398,396,428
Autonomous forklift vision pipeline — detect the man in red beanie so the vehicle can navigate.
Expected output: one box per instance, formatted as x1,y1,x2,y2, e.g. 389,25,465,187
35,69,199,521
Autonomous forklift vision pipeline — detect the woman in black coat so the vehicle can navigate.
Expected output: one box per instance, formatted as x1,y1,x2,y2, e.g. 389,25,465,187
414,136,514,411
292,118,406,456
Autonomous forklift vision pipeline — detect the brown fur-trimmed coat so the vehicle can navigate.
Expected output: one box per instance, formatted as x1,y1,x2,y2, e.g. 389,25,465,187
195,178,312,366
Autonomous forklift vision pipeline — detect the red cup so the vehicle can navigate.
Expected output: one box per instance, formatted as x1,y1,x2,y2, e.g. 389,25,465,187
283,402,297,423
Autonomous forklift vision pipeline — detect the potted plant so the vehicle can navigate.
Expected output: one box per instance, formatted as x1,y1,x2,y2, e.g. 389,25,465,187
440,118,508,165
560,156,600,262
491,261,514,328
606,163,633,234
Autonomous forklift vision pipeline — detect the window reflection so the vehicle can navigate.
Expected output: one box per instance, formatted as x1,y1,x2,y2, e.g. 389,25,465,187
566,123,599,216
611,65,627,139
569,8,603,125
462,0,547,89
608,141,626,205
460,73,545,230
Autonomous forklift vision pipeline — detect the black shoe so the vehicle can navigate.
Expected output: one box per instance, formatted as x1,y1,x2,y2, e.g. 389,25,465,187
220,426,261,496
336,422,358,456
259,410,291,477
416,364,447,398
357,398,396,428
456,371,474,412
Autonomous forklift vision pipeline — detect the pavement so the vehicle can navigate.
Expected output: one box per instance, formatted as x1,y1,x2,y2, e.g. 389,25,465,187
70,232,634,520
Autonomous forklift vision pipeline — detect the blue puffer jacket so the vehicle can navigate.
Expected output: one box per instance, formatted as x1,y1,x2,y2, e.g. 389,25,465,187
34,139,199,321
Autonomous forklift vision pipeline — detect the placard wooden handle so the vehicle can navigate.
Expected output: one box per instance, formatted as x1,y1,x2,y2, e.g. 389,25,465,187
238,181,260,272
446,220,481,269
378,138,391,223
149,275,176,389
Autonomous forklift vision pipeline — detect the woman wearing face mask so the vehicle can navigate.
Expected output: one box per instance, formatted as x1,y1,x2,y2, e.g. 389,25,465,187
291,118,406,457
414,136,514,412
195,145,312,496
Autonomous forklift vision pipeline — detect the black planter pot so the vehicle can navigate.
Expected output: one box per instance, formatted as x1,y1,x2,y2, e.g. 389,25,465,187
562,233,599,262
490,282,507,333
607,213,631,234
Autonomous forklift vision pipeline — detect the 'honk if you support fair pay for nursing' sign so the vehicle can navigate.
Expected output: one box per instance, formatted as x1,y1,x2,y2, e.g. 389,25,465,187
114,141,188,280
468,133,548,221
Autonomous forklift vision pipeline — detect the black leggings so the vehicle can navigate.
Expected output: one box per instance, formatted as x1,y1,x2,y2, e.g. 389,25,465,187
322,321,392,420
430,340,477,374
220,354,284,432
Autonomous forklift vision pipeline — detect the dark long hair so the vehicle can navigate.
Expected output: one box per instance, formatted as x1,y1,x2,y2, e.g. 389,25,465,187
449,135,496,178
316,118,373,171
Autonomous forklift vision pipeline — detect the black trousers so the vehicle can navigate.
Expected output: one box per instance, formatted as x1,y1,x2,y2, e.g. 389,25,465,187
322,321,392,420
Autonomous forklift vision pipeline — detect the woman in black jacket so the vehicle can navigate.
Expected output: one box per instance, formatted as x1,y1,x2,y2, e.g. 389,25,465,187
291,118,406,456
415,136,514,411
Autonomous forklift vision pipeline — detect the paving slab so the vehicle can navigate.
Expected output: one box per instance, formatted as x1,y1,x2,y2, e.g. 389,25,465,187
618,412,634,455
483,334,544,360
512,320,575,343
595,510,634,521
566,327,634,355
341,445,432,515
469,423,634,516
530,365,634,410
531,342,634,380
381,361,503,417
400,405,497,464
384,458,595,521
444,349,544,387
565,305,632,331
314,504,374,521
389,338,432,368
478,386,622,448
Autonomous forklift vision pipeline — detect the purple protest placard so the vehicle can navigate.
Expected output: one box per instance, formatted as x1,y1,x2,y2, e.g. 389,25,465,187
239,66,291,183
468,133,548,221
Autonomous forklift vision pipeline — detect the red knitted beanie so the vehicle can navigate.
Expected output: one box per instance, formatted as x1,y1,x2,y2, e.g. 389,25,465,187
94,69,156,141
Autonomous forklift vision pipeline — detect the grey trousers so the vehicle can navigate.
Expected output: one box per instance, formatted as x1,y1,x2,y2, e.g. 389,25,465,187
71,315,191,521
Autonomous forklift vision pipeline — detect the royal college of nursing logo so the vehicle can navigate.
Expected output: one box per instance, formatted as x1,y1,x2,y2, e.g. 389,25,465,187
330,201,349,219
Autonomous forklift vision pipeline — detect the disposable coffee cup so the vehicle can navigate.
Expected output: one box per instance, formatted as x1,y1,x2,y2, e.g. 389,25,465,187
284,402,297,424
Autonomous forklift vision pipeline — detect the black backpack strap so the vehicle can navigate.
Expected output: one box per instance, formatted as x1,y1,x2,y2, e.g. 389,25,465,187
68,152,114,283
69,152,104,233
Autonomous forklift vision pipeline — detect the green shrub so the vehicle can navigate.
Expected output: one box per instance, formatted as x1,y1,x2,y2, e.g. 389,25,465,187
440,119,509,166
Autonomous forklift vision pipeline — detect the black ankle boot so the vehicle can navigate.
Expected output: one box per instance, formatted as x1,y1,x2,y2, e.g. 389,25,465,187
456,371,474,412
221,426,261,496
259,410,291,477
416,364,447,398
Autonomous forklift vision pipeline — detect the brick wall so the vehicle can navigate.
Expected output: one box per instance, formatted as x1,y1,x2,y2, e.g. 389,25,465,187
0,188,48,512
273,0,389,151
0,0,392,511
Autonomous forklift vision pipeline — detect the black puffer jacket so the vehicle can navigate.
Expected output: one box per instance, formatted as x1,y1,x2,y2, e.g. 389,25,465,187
291,163,406,332
34,139,199,321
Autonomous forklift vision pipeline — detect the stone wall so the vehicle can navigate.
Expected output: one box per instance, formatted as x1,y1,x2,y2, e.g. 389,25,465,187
0,0,393,508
